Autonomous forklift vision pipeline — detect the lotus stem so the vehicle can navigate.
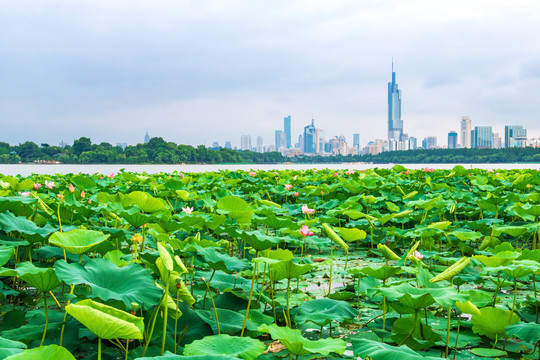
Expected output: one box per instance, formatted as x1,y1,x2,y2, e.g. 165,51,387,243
142,302,160,356
40,292,48,346
453,317,461,360
202,269,216,310
533,274,538,323
492,273,509,306
57,201,62,232
49,291,61,308
98,337,102,360
161,279,170,355
327,243,333,297
125,339,129,360
241,262,258,337
174,288,180,353
205,280,220,334
356,276,362,308
503,279,519,351
286,277,291,327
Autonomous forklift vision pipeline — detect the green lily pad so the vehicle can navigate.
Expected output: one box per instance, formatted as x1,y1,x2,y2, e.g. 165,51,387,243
505,322,540,343
0,262,60,292
469,348,507,357
291,298,359,327
0,336,26,359
471,307,520,339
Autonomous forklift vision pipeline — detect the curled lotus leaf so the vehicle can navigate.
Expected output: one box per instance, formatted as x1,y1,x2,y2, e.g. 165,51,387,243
3,344,75,360
66,299,144,340
49,229,110,255
377,243,401,261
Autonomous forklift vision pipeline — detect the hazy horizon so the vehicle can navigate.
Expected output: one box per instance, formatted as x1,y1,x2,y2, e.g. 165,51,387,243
1,1,539,148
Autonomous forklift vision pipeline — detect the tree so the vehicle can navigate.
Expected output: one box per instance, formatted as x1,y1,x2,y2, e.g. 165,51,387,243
72,137,92,156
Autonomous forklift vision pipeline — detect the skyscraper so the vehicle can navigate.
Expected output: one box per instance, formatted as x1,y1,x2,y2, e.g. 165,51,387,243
256,136,263,153
284,115,291,149
353,133,360,153
303,119,317,154
472,126,493,149
448,131,458,149
240,135,252,151
505,125,527,147
460,116,472,148
275,130,286,151
388,60,403,142
144,131,150,144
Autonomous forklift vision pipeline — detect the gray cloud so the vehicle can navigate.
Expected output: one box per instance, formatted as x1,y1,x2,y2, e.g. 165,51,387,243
1,0,539,148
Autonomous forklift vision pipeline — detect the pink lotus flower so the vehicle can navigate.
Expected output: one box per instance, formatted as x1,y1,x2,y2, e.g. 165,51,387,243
293,192,299,197
33,183,41,190
346,169,355,175
284,184,292,190
320,190,324,196
333,172,338,177
80,190,86,199
180,173,185,179
68,184,75,193
300,225,314,236
19,191,30,197
45,181,55,189
301,205,315,215
107,173,115,179
413,250,424,260
249,171,256,177
314,169,318,173
182,206,194,215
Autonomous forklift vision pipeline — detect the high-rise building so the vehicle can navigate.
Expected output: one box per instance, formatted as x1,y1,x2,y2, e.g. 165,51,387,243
240,135,252,151
224,141,232,149
318,129,325,153
353,133,360,153
493,133,502,148
284,115,291,149
460,116,472,148
409,137,417,150
448,131,458,149
422,136,437,149
472,126,493,149
388,61,403,142
505,125,527,147
303,119,317,154
275,130,283,151
144,131,150,144
256,136,263,153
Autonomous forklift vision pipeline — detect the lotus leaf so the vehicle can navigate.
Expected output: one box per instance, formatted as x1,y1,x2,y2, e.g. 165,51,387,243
183,334,265,360
216,196,253,224
3,345,75,360
0,262,60,292
0,246,13,267
258,323,346,356
66,299,144,340
505,322,540,343
377,243,401,261
0,336,26,359
291,298,358,327
360,265,402,281
351,338,442,360
270,259,316,281
336,227,367,242
241,231,282,251
123,191,166,213
469,348,507,357
55,258,162,309
192,244,250,273
0,212,55,238
471,307,519,339
49,229,110,255
196,308,273,335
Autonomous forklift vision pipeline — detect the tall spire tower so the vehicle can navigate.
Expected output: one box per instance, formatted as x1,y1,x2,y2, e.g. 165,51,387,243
388,59,403,142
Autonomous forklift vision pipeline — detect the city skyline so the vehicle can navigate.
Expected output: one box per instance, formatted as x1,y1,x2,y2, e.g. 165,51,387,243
1,1,540,147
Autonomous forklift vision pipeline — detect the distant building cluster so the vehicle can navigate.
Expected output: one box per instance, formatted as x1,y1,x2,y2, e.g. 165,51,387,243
142,61,535,156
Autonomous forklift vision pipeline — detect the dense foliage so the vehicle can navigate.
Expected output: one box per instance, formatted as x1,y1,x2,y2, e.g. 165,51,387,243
2,137,539,164
0,166,539,360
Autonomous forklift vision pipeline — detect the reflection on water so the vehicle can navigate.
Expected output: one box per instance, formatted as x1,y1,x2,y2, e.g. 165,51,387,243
0,163,539,176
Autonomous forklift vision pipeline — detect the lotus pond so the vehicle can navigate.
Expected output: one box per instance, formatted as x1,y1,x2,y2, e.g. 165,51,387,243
0,165,539,360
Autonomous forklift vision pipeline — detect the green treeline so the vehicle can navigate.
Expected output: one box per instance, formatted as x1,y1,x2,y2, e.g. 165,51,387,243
1,137,539,164
0,137,284,164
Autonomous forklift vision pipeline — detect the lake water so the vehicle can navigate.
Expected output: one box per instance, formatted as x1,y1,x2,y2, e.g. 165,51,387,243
1,163,539,176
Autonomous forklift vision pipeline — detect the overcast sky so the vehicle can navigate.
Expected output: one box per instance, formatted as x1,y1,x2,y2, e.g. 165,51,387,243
1,0,539,148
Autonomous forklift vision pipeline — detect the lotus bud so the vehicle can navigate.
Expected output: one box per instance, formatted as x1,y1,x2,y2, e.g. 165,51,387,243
80,190,86,198
57,194,65,201
201,277,206,282
131,302,139,311
68,183,75,193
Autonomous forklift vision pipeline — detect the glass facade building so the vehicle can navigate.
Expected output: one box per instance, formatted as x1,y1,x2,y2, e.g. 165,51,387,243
472,126,493,149
303,119,317,154
388,63,403,141
448,131,458,149
504,125,527,148
284,115,291,149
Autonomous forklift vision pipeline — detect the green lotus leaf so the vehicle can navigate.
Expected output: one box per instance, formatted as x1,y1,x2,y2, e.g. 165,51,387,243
469,348,507,357
0,212,55,238
258,323,346,356
376,283,469,307
471,307,519,339
192,244,250,273
103,250,130,268
0,246,14,267
123,191,167,213
183,334,265,360
391,316,442,350
351,338,441,360
291,298,358,327
450,229,482,241
322,223,349,252
135,353,239,360
241,231,282,252
157,242,174,272
455,300,481,316
0,336,26,359
499,261,538,279
360,265,402,281
336,227,367,242
66,299,144,340
49,229,109,255
473,253,518,267
0,262,60,292
118,208,156,228
259,213,293,230
55,259,162,309
270,259,316,281
520,204,540,218
216,196,253,224
492,225,529,237
377,244,401,261
427,221,452,230
505,322,540,343
196,308,273,335
70,174,98,191
4,344,75,360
